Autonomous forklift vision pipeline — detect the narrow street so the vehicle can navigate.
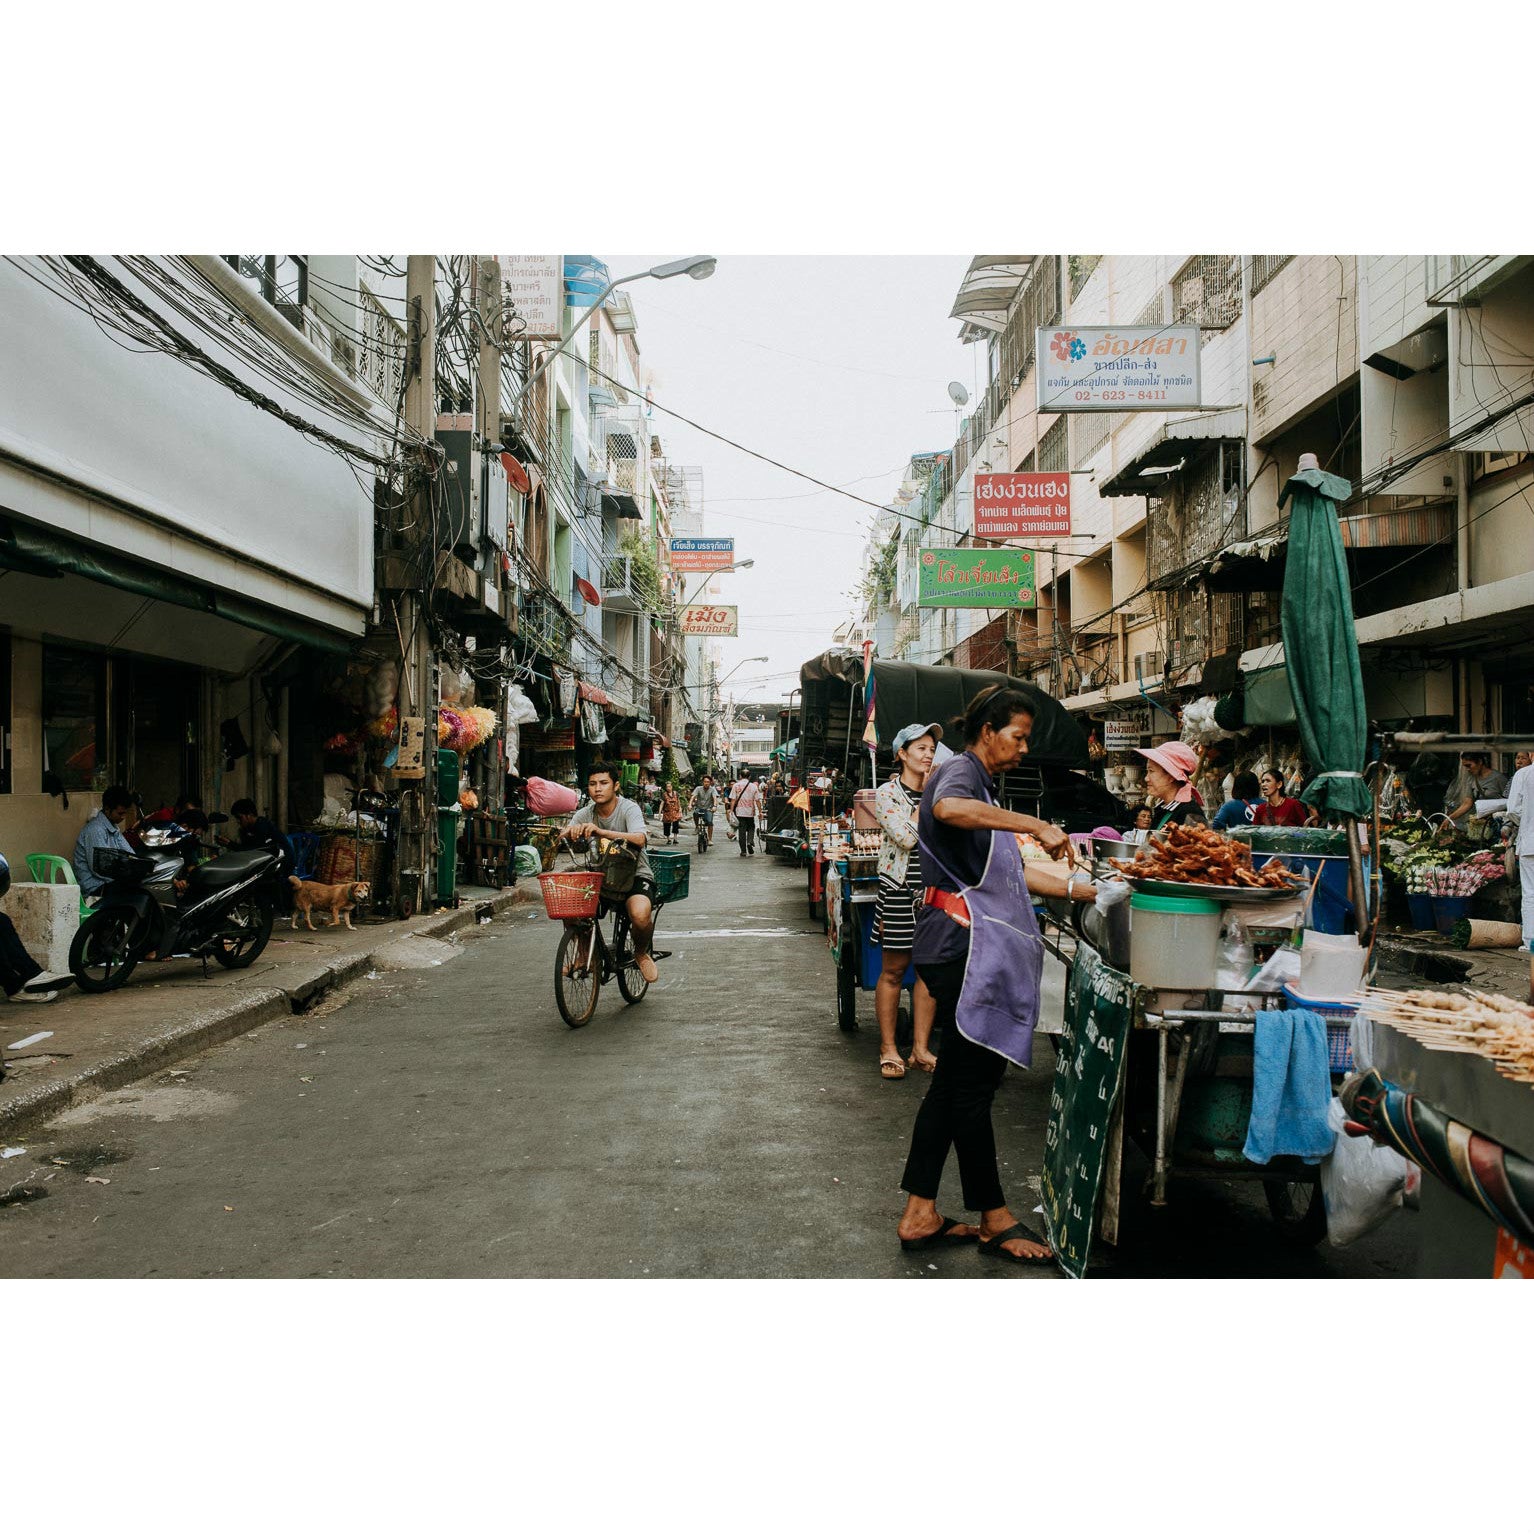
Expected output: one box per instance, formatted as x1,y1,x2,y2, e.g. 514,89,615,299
2,833,1409,1278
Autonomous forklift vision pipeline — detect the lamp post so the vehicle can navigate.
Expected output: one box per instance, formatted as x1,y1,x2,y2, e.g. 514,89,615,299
507,255,717,406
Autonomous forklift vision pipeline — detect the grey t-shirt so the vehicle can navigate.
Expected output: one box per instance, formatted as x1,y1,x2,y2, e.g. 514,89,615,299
568,798,653,881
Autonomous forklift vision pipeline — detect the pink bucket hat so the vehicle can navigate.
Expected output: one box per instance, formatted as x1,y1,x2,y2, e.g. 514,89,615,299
1135,742,1200,802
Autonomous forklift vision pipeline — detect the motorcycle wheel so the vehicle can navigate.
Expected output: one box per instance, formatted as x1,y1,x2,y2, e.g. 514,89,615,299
70,908,142,993
212,899,274,969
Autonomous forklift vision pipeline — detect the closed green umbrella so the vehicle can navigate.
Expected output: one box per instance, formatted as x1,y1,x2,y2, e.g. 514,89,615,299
1279,456,1372,822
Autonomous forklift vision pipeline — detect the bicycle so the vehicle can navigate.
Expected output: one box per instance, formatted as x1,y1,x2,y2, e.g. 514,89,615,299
541,837,687,1029
694,809,713,854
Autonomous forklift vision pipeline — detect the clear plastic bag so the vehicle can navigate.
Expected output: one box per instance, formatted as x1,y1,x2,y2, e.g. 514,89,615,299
1215,915,1255,994
1320,1096,1407,1246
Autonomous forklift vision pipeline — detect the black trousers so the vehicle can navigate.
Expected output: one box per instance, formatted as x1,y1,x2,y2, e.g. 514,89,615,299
736,816,755,854
0,913,43,997
900,955,1008,1212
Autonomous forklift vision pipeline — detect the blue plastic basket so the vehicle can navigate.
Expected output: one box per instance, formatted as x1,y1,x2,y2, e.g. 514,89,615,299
1281,984,1356,1072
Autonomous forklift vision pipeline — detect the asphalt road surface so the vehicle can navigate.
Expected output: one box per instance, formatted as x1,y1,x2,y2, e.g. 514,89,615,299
0,823,1414,1278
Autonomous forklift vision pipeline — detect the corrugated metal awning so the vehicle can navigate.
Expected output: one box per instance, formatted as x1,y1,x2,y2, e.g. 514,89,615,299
1098,407,1247,498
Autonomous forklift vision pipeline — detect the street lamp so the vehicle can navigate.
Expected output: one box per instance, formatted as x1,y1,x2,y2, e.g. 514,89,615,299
678,557,753,612
508,255,717,404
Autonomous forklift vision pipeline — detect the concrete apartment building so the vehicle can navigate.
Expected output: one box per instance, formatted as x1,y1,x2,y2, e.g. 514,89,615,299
864,254,1534,757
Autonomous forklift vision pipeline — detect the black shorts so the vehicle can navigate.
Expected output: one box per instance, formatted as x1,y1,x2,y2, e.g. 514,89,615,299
601,875,657,906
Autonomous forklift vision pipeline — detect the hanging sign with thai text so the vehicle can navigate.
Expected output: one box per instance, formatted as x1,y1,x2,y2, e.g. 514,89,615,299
1035,324,1202,412
668,537,736,572
973,472,1072,539
501,255,564,341
679,604,738,637
918,547,1036,608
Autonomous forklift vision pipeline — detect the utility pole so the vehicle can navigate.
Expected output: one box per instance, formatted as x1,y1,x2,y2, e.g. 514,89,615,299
401,254,437,914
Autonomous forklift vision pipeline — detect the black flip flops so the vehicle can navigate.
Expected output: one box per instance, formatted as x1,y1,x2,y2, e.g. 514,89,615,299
977,1221,1054,1266
899,1215,979,1252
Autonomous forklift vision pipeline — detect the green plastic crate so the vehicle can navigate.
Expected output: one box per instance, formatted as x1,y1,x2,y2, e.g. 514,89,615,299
650,849,690,903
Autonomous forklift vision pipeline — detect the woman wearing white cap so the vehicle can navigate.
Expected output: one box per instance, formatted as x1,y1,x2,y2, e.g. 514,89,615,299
871,722,942,1079
1134,741,1207,832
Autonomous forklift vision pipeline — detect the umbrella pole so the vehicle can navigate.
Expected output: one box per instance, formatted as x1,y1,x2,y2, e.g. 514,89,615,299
1346,814,1369,943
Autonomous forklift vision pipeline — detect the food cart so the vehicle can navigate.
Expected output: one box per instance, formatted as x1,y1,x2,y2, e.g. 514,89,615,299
1040,824,1362,1276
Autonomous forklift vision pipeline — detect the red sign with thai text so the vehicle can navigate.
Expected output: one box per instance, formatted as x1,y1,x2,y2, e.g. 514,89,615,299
973,472,1072,540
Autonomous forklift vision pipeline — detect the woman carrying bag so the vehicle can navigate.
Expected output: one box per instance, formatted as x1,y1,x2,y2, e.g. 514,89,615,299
894,685,1098,1263
870,722,942,1080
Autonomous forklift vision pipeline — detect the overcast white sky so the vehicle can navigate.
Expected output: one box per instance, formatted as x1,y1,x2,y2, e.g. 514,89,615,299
608,255,979,710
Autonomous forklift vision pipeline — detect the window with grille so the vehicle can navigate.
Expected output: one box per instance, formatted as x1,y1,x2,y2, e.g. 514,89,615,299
1015,449,1035,473
1071,410,1114,468
223,255,308,327
1250,255,1293,297
1136,292,1166,326
1068,255,1102,301
1172,255,1242,329
997,255,1061,387
1038,417,1068,473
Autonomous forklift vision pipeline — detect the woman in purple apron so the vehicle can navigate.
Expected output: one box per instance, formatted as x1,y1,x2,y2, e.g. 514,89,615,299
895,686,1099,1264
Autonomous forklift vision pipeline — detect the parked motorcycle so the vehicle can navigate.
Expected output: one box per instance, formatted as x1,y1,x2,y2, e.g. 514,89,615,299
68,824,290,993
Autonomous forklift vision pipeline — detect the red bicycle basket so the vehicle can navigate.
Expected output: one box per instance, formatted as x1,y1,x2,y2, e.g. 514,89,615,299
537,869,605,920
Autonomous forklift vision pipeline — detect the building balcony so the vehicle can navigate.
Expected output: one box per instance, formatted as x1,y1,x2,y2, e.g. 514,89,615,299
601,555,647,613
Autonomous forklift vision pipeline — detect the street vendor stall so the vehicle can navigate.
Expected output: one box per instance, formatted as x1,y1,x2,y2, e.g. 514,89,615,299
1343,986,1534,1277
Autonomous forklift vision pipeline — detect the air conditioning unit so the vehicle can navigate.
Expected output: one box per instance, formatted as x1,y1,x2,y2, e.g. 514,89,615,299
1133,650,1164,682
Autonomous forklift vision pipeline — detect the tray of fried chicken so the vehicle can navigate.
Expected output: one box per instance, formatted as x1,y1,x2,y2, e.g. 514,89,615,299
1107,822,1308,900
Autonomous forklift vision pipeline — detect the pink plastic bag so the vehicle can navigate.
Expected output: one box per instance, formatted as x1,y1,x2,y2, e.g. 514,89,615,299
525,777,579,816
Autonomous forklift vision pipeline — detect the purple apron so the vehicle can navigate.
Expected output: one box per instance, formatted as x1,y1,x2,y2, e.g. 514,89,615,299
918,785,1045,1068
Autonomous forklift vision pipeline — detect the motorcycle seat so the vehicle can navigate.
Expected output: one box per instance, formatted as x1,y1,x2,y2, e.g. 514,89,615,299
187,849,277,892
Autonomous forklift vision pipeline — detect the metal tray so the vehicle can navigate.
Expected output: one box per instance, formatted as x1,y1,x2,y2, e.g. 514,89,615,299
1124,876,1301,902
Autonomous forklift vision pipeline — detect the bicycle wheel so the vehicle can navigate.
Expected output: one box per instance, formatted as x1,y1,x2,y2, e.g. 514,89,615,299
554,924,601,1028
615,915,649,1005
1264,1171,1328,1246
697,821,708,853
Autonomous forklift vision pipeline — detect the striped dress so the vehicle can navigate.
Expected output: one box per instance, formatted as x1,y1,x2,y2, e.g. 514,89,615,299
873,780,924,951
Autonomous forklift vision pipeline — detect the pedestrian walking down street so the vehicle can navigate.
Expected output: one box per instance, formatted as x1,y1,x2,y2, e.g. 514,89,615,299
870,722,941,1080
661,783,682,844
895,686,1096,1264
729,771,762,856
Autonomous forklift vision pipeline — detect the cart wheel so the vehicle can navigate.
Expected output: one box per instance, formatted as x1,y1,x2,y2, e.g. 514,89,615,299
1264,1173,1328,1246
895,1002,913,1052
836,945,858,1033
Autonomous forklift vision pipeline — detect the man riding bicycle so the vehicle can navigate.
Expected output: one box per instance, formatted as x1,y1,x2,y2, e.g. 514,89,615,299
688,775,718,848
562,761,659,983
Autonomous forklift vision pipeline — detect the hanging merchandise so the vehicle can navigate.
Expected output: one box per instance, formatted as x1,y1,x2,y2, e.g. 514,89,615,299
438,705,498,754
506,719,520,776
555,666,578,717
506,684,540,726
580,700,607,744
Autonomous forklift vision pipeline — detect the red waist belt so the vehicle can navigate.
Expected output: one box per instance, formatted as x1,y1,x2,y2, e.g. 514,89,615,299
922,887,971,929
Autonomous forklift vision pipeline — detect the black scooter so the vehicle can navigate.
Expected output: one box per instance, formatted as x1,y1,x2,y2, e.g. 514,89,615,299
68,824,290,993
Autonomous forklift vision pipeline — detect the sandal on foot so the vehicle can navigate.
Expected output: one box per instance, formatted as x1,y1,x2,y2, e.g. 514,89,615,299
879,1057,906,1079
978,1220,1053,1266
900,1215,979,1252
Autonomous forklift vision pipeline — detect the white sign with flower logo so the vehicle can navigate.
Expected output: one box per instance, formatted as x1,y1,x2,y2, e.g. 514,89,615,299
1035,324,1201,413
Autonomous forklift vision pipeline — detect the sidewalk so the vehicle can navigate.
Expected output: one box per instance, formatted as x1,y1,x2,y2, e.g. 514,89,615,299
0,881,537,1142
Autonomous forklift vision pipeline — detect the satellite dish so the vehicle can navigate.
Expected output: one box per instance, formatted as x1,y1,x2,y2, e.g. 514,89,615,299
947,381,969,407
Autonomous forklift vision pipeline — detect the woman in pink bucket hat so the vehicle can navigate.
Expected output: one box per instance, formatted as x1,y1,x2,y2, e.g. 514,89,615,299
1134,741,1208,831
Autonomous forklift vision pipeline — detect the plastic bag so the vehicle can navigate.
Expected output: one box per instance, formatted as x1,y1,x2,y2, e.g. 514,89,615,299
1320,1096,1407,1246
1215,915,1255,994
1249,944,1301,993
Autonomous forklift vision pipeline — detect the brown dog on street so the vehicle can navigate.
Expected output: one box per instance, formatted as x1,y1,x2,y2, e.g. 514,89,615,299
288,876,371,931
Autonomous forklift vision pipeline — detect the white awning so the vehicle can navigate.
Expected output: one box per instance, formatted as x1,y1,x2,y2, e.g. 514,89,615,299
1098,407,1247,498
949,256,1035,339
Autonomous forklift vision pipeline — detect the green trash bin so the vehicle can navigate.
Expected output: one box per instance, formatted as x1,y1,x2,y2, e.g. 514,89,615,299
436,808,459,903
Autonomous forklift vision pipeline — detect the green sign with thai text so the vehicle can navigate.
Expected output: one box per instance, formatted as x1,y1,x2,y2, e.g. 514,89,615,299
1042,946,1138,1279
917,547,1036,608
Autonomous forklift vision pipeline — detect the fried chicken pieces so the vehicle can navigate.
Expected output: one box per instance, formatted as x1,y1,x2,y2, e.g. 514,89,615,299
1108,821,1303,890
